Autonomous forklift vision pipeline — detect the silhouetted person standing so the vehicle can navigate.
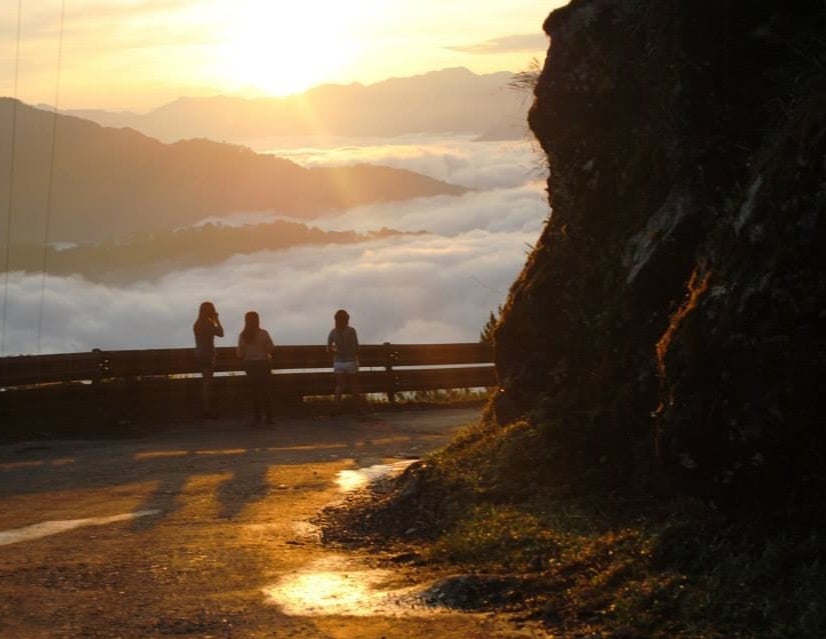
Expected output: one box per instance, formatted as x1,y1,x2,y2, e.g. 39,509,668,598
237,311,275,425
327,309,361,405
193,301,224,418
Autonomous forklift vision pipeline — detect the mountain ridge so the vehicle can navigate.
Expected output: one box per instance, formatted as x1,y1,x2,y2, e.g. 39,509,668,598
63,68,527,144
0,99,466,245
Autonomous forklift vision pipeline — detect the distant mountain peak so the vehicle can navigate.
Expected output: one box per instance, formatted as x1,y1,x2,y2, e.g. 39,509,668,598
62,68,527,145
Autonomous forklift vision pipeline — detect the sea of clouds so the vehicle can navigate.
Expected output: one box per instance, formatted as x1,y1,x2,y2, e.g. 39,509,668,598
0,137,549,356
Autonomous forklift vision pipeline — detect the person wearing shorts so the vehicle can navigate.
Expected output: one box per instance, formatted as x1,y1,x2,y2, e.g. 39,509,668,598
326,309,360,403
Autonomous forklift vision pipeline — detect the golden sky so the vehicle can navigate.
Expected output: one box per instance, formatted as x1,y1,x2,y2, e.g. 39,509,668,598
1,1,562,111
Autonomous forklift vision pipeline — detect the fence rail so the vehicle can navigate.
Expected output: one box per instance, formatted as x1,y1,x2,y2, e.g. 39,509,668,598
0,342,496,440
0,342,497,398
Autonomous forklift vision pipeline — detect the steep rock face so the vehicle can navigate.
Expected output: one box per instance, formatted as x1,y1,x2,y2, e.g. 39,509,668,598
494,0,826,505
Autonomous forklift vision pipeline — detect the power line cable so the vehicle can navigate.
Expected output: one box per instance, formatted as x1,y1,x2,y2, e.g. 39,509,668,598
1,0,24,356
36,0,67,354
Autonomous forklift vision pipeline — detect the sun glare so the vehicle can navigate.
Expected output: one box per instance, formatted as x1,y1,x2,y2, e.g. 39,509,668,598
217,2,377,96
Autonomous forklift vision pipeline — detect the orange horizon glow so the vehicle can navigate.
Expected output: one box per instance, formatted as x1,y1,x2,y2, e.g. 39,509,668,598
0,0,557,111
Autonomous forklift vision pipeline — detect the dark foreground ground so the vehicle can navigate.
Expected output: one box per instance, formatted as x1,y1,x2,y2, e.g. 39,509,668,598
0,406,547,639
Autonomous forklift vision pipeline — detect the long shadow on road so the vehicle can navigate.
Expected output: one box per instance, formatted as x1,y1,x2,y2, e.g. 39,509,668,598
0,406,513,639
0,407,481,528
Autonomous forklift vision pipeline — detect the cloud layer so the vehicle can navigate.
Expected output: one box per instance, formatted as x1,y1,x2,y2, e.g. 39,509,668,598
1,139,549,355
448,33,549,55
258,135,545,190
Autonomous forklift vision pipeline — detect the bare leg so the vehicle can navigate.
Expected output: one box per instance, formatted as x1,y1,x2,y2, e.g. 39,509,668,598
334,371,347,402
201,369,214,416
260,371,273,423
348,373,362,405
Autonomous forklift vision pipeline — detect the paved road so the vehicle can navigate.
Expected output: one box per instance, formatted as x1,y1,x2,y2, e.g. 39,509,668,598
0,407,541,638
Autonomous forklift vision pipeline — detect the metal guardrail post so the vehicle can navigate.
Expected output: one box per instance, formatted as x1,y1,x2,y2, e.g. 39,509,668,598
92,348,109,384
382,342,400,403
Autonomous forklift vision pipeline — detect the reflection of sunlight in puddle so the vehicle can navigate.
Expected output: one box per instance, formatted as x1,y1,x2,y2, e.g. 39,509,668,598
264,555,430,617
336,460,417,492
266,462,433,616
0,510,161,546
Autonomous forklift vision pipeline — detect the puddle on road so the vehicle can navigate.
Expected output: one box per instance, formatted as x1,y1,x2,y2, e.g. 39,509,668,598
263,555,432,617
0,510,161,546
335,460,417,493
266,461,437,617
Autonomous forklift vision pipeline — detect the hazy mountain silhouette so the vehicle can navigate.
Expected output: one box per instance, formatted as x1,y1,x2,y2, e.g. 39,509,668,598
7,220,418,283
0,99,466,243
65,68,529,144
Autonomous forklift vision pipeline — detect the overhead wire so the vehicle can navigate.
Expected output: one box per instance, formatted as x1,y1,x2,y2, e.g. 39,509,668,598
36,0,68,354
0,0,24,356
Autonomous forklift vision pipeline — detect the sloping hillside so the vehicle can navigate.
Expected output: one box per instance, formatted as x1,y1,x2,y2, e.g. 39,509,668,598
0,99,466,242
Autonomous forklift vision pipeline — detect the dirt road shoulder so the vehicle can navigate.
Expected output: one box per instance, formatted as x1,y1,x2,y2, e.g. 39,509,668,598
0,406,540,638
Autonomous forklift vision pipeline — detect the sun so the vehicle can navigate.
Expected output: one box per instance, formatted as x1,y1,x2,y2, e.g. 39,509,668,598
215,2,370,96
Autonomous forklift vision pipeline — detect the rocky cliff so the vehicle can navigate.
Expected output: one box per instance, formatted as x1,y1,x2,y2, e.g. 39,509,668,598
494,0,826,508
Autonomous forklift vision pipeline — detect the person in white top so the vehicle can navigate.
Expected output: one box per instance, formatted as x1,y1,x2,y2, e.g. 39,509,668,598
237,311,275,425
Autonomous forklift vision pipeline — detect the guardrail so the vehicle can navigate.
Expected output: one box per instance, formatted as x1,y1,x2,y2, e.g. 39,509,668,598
0,342,496,400
0,342,496,439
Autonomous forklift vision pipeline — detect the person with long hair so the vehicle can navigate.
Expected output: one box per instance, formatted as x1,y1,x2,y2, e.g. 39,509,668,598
237,310,275,425
193,301,224,418
326,309,361,405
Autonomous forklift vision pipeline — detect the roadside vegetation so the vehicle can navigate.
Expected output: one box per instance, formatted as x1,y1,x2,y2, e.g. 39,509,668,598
322,413,826,638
